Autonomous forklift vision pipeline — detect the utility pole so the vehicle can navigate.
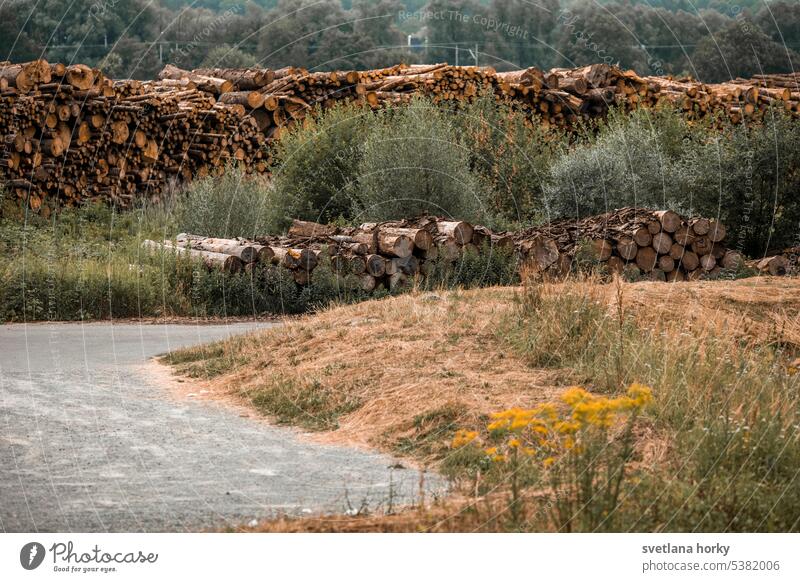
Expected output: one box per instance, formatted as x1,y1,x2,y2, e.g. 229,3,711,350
454,45,458,66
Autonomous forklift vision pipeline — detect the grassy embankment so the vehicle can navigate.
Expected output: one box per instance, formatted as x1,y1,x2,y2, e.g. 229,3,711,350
165,276,800,532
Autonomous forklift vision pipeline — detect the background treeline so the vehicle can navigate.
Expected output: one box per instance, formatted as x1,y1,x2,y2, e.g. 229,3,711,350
2,0,799,82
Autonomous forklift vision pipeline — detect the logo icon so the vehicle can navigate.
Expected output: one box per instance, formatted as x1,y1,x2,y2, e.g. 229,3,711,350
20,542,45,570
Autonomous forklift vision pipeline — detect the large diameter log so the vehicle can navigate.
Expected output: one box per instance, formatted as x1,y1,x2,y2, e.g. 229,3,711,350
590,239,612,261
635,246,658,272
707,220,727,243
632,227,652,247
521,236,560,271
358,274,377,292
665,269,685,283
380,226,433,251
616,237,638,261
651,232,673,255
690,217,710,236
673,226,695,246
251,244,275,263
678,250,700,271
655,210,681,233
365,254,386,277
721,250,744,270
438,221,473,245
271,247,302,269
658,255,675,273
700,254,717,271
691,236,713,256
143,240,242,273
377,232,413,258
756,255,789,276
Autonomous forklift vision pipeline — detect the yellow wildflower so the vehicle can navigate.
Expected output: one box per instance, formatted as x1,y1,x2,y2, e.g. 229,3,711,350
543,456,556,468
508,438,521,448
627,383,653,408
451,429,479,448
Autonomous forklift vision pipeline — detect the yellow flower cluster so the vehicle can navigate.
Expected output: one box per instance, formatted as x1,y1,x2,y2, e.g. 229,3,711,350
451,429,479,448
454,383,653,467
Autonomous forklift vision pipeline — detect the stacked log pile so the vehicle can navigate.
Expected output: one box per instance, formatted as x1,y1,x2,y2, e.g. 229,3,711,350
513,207,743,282
138,209,775,291
3,60,800,211
0,60,265,213
141,216,510,291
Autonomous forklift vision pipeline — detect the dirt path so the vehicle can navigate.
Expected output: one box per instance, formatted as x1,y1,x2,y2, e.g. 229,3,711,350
0,322,443,532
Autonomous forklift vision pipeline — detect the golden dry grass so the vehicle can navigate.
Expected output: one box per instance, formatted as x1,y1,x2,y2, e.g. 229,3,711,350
172,276,800,459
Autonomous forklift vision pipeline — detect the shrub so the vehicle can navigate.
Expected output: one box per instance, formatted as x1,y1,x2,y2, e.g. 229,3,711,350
679,109,800,255
423,243,519,290
453,93,567,225
174,164,278,238
269,101,371,227
354,97,484,222
543,107,694,219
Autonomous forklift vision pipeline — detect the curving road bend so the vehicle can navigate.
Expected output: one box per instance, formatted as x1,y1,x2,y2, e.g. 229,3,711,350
0,322,443,532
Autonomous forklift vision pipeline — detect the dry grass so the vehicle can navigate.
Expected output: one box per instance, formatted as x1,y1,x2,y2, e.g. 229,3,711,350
168,276,800,532
169,276,800,456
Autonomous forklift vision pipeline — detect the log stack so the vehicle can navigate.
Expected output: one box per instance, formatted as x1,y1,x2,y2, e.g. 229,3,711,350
513,207,741,282
138,209,769,291
3,59,800,212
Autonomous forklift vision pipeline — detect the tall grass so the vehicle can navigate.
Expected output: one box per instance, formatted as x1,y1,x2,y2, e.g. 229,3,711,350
443,277,800,531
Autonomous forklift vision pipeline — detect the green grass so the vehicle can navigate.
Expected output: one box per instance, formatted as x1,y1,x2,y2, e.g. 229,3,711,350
243,377,362,431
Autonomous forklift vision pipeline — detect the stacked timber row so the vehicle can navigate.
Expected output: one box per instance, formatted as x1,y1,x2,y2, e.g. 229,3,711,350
513,207,742,282
142,216,512,291
3,60,800,211
141,209,758,289
0,60,266,213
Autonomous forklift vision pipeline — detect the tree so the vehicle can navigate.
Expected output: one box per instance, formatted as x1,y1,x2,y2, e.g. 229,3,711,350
690,20,798,82
355,98,483,222
200,45,258,68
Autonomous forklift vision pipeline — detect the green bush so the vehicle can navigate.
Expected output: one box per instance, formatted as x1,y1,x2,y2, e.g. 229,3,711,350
679,110,800,255
355,97,484,222
269,101,371,227
543,107,695,219
453,93,566,225
174,164,278,238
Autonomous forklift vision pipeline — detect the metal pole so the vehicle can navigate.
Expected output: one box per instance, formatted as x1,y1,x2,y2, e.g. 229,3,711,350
475,43,478,66
455,45,458,67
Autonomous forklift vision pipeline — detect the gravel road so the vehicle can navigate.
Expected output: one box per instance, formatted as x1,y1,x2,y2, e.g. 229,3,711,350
0,322,443,532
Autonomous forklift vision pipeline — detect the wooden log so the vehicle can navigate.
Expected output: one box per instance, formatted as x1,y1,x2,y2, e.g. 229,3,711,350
655,210,681,233
690,217,710,236
721,250,744,270
700,254,717,271
651,232,673,255
438,220,474,245
365,254,386,277
177,237,259,263
635,246,658,272
755,255,789,276
143,240,242,273
616,237,638,261
678,250,700,271
658,255,675,273
707,220,727,242
288,219,336,238
377,231,413,258
590,239,613,261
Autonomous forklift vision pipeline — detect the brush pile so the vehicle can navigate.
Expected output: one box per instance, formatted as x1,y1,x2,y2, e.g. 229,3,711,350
3,60,800,212
140,208,762,289
748,247,800,277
